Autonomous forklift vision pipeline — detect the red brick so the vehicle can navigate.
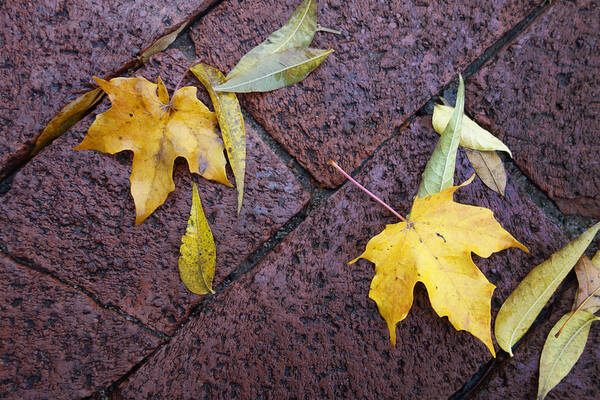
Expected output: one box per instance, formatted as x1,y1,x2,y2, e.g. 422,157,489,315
0,0,218,179
117,117,565,398
0,253,160,399
0,50,310,335
466,0,600,217
473,282,600,399
191,0,539,187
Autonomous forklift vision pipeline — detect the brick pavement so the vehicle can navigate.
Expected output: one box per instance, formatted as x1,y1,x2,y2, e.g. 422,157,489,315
1,0,598,398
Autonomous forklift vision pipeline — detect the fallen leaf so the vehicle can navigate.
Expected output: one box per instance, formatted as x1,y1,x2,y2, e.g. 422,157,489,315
75,76,229,224
140,22,188,65
574,252,600,313
432,104,513,157
191,63,246,213
33,88,104,156
465,149,507,196
495,222,600,355
538,310,598,400
417,75,464,198
352,176,528,356
226,0,317,80
178,183,216,294
215,47,333,93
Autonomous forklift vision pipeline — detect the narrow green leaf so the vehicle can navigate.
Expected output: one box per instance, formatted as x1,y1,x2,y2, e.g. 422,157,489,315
417,74,465,198
226,0,317,80
215,47,332,93
495,222,600,355
538,310,598,400
432,104,513,157
191,63,246,213
178,183,216,295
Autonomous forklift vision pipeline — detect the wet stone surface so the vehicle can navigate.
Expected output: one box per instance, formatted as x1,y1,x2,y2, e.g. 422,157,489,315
473,281,600,399
0,0,218,179
0,50,310,335
0,253,160,399
191,0,539,187
466,0,600,218
117,117,565,399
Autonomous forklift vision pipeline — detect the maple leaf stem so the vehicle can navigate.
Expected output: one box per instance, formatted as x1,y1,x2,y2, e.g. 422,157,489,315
555,284,600,338
165,58,202,111
329,160,407,222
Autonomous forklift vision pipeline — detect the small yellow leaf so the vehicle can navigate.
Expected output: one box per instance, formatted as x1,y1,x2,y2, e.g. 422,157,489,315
33,88,104,156
75,76,229,224
432,104,513,157
178,183,216,295
353,177,527,356
574,252,600,313
465,149,507,196
191,63,246,213
495,222,600,355
538,310,598,400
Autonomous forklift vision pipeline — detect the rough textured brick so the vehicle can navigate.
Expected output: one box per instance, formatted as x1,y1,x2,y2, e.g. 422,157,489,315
118,117,565,399
191,0,538,187
0,0,218,179
466,0,600,217
0,253,160,399
0,50,310,335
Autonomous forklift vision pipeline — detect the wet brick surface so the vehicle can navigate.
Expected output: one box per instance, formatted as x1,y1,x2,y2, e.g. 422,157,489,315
0,252,160,399
117,117,566,399
0,50,310,335
466,0,600,217
191,0,538,187
0,0,218,179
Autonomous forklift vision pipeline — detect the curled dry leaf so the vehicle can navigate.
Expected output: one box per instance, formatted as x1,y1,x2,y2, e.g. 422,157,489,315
226,0,317,80
465,149,507,196
432,104,512,157
352,176,527,356
215,47,333,93
178,183,216,295
75,76,229,224
495,222,600,355
574,251,600,313
191,63,246,213
417,75,464,198
538,310,598,400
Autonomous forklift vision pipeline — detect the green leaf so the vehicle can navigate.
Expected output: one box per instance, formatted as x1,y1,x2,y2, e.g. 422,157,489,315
538,310,598,400
417,74,465,198
215,47,332,93
226,0,317,80
178,183,216,295
432,104,513,157
495,222,600,355
464,149,507,196
191,63,246,214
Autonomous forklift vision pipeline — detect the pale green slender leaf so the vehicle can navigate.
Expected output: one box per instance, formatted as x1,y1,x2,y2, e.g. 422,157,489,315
465,149,507,196
417,74,465,198
432,104,513,157
215,47,332,93
495,222,600,355
191,63,246,214
538,310,598,400
178,183,216,295
226,0,316,79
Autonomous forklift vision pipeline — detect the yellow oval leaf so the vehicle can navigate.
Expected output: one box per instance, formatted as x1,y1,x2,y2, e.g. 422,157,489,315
538,310,598,400
178,183,216,295
432,104,513,157
465,149,507,196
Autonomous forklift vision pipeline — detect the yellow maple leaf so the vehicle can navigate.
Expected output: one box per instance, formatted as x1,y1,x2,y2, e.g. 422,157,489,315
351,176,528,356
75,76,230,224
